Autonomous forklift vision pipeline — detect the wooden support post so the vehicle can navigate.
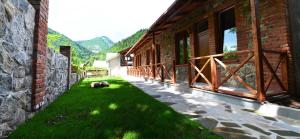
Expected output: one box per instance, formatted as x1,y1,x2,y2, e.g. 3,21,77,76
173,60,177,84
281,54,288,91
188,61,192,87
161,64,164,82
250,0,266,102
152,33,156,79
190,25,197,79
210,57,218,92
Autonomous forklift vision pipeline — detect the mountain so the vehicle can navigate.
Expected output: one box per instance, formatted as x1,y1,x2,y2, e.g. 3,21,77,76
109,29,147,53
47,28,93,66
77,36,114,53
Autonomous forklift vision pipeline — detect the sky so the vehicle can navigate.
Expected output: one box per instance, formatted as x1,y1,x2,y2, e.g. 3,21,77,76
48,0,175,42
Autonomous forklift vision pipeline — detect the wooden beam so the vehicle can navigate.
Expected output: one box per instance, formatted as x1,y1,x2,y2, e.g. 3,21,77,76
250,0,265,102
211,57,218,91
172,60,177,84
152,33,156,78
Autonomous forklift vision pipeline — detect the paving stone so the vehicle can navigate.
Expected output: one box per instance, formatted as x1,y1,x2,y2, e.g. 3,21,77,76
276,136,285,139
263,116,278,122
184,114,202,118
213,127,250,135
194,110,207,114
259,135,271,139
213,131,257,139
163,102,176,106
242,124,271,136
224,105,232,110
198,118,219,129
151,95,161,98
226,109,233,113
242,109,256,113
270,130,300,137
221,122,241,128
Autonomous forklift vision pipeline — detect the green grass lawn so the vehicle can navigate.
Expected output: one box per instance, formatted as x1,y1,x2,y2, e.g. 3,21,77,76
10,77,221,139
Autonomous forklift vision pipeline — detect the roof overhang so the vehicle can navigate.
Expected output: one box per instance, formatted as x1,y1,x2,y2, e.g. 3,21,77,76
126,0,207,56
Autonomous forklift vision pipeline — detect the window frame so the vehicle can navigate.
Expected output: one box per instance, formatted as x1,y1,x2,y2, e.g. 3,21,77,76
175,31,190,65
146,49,151,65
217,6,238,54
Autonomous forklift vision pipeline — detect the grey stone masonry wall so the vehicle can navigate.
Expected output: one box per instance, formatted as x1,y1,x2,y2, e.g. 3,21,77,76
45,48,68,106
0,0,36,137
70,73,78,87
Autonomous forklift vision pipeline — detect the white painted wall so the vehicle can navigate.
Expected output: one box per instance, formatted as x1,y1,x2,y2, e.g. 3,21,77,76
106,54,130,77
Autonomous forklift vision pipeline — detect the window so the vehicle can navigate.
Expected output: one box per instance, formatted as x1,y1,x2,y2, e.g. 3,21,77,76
135,54,141,67
121,55,133,66
156,45,161,64
146,49,151,65
175,31,190,65
218,8,237,55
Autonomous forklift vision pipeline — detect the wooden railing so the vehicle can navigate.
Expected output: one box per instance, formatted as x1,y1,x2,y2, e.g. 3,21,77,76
128,49,288,101
263,49,288,97
128,60,176,84
188,50,257,99
188,49,289,100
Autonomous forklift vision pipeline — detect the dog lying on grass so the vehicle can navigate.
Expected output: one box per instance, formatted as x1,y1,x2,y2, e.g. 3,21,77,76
90,81,110,88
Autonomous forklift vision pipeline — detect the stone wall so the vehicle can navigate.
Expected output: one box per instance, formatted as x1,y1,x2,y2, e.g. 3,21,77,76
70,73,78,87
0,1,83,137
45,48,68,106
0,0,35,137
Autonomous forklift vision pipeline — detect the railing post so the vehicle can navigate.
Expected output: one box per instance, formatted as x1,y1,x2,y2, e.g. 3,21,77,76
188,61,192,87
172,60,176,84
164,64,167,81
250,0,266,102
161,64,164,82
210,57,218,92
146,66,148,78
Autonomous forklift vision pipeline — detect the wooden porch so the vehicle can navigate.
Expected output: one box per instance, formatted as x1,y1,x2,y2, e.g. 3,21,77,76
128,47,289,102
126,0,293,103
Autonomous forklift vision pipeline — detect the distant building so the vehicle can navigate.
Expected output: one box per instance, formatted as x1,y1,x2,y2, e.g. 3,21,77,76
106,48,133,76
92,60,108,69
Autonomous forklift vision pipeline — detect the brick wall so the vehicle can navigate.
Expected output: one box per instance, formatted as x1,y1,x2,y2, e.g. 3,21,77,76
30,0,49,110
60,46,72,89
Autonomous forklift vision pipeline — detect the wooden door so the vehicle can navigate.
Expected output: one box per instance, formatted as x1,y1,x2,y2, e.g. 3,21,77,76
195,24,211,83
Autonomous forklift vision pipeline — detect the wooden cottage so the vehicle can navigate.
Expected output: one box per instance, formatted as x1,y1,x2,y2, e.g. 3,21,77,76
126,0,299,102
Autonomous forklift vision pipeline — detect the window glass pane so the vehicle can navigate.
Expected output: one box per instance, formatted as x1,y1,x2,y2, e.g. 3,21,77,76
223,27,237,52
187,36,191,60
179,39,185,64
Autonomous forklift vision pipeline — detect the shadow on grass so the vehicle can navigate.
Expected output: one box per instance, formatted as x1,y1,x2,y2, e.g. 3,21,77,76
9,77,221,139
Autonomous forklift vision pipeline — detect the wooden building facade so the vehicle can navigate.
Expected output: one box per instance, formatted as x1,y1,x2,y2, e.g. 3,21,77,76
126,0,298,102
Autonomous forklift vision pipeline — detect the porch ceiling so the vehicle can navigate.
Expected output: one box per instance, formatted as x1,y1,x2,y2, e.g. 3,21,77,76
126,0,207,56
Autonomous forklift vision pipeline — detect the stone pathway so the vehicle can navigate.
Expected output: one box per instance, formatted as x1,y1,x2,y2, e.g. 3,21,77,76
126,77,300,139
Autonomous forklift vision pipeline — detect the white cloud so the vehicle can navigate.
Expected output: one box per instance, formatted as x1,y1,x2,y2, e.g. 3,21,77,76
48,0,175,42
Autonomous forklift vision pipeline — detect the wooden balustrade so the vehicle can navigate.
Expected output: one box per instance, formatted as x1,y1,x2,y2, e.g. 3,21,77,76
127,61,176,83
188,49,289,101
128,49,288,102
263,49,289,96
189,50,258,98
